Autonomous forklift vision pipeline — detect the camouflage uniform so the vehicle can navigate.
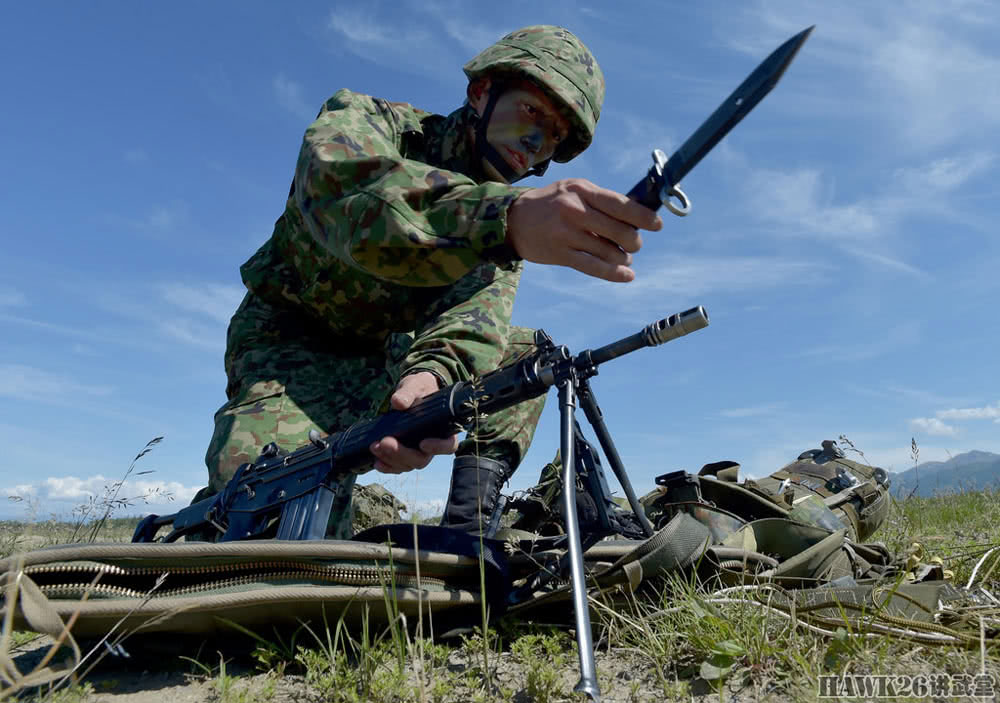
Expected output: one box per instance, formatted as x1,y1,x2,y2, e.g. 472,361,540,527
197,26,604,537
197,90,547,535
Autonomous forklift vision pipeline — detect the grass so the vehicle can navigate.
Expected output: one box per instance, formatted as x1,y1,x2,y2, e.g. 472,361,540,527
3,472,1000,700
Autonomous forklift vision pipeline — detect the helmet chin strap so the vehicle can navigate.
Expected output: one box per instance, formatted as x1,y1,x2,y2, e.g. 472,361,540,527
473,82,550,183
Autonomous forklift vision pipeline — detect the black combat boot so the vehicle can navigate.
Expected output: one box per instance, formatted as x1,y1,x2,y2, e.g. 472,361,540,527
439,455,509,534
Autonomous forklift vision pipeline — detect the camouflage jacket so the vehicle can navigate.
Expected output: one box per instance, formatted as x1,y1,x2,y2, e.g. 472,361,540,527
235,89,533,387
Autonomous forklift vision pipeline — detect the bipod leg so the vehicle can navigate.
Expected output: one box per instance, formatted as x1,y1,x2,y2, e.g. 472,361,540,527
577,379,655,538
558,379,601,702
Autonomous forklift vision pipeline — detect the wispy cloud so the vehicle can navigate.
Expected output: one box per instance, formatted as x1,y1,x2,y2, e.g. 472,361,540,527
425,4,503,54
0,288,26,307
893,153,996,192
323,2,512,81
798,320,922,363
839,247,930,279
144,205,182,230
159,283,245,324
733,0,1000,149
752,167,880,240
599,110,677,175
71,343,99,356
937,401,1000,422
873,21,1000,148
0,312,120,346
523,254,832,325
0,365,114,403
273,74,318,123
157,318,227,351
528,253,829,302
326,5,446,76
124,148,149,164
107,203,189,235
154,282,243,351
739,150,994,272
720,403,784,418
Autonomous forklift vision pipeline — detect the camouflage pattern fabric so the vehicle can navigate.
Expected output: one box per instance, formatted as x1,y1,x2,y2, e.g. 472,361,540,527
752,440,891,541
351,483,407,533
197,89,551,536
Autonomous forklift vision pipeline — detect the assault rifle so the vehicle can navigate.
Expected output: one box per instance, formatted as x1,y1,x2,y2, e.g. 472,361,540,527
133,306,708,545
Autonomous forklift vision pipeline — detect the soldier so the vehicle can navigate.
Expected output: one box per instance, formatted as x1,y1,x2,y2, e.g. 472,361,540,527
194,25,662,537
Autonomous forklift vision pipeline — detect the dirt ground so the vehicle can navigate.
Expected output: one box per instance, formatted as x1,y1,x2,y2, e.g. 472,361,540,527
7,631,764,703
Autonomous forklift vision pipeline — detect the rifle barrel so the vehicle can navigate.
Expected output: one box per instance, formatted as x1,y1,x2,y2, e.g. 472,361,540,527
583,306,709,367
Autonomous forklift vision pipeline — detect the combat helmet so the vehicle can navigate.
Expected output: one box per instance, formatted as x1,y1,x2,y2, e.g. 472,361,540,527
464,25,604,166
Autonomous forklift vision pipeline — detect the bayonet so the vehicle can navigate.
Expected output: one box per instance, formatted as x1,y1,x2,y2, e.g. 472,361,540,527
628,26,814,214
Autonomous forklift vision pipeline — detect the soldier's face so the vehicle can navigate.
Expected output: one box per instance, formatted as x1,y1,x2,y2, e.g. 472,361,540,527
476,81,570,182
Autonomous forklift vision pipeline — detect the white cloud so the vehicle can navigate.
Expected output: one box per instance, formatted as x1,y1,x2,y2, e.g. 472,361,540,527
754,167,879,240
159,283,245,324
907,401,1000,440
910,417,958,437
273,74,317,123
936,401,1000,421
0,365,114,403
5,475,201,516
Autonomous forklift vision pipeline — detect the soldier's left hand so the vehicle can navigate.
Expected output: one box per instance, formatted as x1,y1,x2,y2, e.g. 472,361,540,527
371,372,460,473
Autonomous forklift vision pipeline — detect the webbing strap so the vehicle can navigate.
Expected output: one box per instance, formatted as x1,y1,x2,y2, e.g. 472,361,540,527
597,513,711,590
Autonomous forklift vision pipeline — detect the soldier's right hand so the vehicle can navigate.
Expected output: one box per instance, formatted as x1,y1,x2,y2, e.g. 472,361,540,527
505,178,663,282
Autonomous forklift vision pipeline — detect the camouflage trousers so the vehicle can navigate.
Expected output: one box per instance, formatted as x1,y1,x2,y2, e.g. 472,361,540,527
196,294,546,538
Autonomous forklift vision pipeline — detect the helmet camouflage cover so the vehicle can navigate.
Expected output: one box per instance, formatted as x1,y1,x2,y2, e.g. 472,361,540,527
463,25,605,163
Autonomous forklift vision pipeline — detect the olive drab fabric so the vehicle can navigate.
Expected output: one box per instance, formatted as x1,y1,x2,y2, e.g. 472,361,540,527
508,440,892,553
753,440,891,541
463,25,605,162
639,441,891,543
197,88,551,535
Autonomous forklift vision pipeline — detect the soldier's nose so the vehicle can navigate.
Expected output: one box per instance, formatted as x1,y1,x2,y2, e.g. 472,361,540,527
520,131,543,154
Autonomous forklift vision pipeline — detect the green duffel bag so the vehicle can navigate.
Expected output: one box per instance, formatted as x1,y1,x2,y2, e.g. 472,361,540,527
752,439,891,541
0,531,506,642
641,440,891,543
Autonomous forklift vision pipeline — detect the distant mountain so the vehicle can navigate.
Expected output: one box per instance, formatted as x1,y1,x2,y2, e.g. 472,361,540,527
891,450,1000,497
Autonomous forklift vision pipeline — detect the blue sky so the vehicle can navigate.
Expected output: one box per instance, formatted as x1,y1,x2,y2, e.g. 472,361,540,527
3,0,999,522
